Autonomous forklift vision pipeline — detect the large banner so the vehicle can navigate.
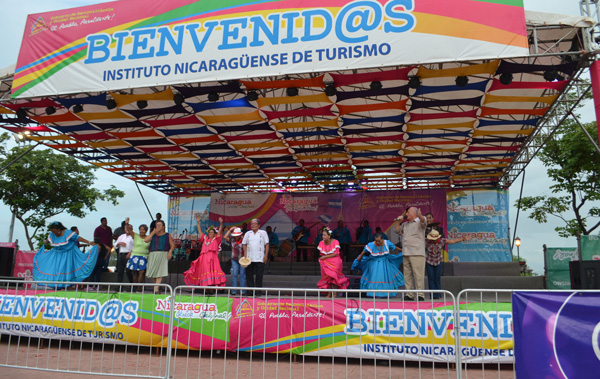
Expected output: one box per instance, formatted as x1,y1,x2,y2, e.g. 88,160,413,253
513,291,600,378
208,190,447,245
0,289,513,363
446,189,511,262
545,247,578,289
581,235,600,260
14,0,528,98
14,250,36,282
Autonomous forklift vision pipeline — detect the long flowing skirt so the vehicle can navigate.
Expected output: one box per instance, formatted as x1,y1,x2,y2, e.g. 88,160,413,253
352,254,404,297
317,256,349,289
184,252,227,286
33,245,98,288
146,251,169,278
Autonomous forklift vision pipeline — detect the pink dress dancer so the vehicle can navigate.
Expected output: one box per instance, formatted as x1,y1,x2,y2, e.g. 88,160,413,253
184,227,227,286
317,238,349,292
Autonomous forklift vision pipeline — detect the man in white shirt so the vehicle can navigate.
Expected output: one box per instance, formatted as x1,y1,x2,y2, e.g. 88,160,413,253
242,218,269,296
394,207,426,301
115,223,134,284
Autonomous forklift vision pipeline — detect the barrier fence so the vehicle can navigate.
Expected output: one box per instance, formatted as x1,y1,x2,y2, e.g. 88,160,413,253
0,279,559,378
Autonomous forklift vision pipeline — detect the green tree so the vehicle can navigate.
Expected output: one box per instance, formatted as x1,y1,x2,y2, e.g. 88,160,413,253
0,133,125,249
517,121,600,238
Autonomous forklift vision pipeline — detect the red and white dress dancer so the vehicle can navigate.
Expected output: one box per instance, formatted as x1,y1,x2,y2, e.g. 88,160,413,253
317,228,349,297
184,216,228,287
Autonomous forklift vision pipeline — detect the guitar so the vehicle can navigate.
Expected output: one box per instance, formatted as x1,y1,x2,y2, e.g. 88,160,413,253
292,221,321,241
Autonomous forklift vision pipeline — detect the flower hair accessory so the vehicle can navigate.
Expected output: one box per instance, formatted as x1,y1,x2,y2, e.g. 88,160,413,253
205,225,216,234
324,226,333,235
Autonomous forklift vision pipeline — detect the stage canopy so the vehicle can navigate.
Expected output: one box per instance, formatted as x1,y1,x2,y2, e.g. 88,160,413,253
0,1,595,195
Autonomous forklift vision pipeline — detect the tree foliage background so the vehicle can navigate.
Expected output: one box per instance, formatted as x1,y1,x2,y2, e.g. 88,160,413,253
518,120,600,238
0,133,124,249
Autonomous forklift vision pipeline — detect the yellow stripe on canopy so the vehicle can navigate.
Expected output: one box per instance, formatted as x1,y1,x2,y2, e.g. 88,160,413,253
110,88,174,107
91,161,127,167
149,152,199,159
484,94,558,105
256,93,332,107
232,141,287,149
417,61,500,79
296,153,348,160
200,111,265,124
0,107,14,114
88,140,132,148
76,110,135,121
403,147,465,154
272,118,339,130
347,143,403,152
405,121,475,132
455,163,509,170
453,173,503,179
472,128,534,136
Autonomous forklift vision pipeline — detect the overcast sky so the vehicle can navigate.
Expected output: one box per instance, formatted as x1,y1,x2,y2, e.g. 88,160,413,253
0,0,596,275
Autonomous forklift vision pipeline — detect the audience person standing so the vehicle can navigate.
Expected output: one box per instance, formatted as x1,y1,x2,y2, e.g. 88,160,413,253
145,220,174,293
126,224,151,290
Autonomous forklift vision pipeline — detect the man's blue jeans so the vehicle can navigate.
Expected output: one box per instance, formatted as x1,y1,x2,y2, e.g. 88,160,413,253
426,263,443,299
231,259,246,294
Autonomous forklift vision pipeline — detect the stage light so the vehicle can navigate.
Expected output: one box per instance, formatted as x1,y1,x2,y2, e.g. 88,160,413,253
286,87,299,97
370,81,383,92
543,70,559,82
207,92,219,102
16,108,27,119
455,76,468,87
173,93,185,105
247,90,259,101
408,75,421,89
499,73,513,85
45,106,56,115
325,84,337,96
106,99,117,109
136,100,148,109
72,104,84,113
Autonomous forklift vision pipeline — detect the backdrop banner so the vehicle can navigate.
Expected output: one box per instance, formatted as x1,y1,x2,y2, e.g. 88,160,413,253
446,189,511,262
208,190,447,246
13,250,36,282
545,247,578,289
513,291,600,378
0,288,513,363
14,0,527,97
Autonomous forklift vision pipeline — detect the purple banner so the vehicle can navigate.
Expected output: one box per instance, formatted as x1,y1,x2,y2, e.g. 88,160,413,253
513,291,600,378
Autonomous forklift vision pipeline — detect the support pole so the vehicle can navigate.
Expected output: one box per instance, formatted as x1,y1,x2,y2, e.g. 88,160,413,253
588,60,600,144
569,110,600,155
135,182,154,219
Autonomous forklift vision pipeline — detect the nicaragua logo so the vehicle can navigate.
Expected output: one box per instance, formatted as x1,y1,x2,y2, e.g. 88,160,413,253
30,16,49,36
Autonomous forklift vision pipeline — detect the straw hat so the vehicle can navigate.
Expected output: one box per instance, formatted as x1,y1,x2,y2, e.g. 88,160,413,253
427,229,442,241
231,227,243,237
239,256,251,268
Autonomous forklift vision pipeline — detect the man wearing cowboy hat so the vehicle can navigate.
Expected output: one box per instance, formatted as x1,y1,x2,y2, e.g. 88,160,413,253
226,227,247,295
426,230,470,299
242,218,269,296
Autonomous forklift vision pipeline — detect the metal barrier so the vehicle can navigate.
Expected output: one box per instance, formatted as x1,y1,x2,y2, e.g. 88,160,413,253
0,280,173,378
0,281,547,378
456,290,516,379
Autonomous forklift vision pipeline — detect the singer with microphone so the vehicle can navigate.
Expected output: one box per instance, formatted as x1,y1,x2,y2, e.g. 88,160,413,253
393,207,427,301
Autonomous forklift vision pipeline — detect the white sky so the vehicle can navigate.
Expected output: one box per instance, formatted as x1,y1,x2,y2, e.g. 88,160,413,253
0,0,596,274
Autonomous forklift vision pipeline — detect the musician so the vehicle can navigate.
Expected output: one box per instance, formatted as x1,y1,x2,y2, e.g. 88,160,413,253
332,220,352,262
292,219,320,262
425,212,445,238
266,225,279,270
356,220,373,245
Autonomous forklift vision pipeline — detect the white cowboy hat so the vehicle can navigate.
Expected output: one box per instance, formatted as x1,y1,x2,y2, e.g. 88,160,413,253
427,229,442,240
231,227,243,237
239,256,251,268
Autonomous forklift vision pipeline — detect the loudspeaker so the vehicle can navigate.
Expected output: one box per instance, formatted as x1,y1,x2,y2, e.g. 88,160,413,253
570,260,600,289
0,247,14,277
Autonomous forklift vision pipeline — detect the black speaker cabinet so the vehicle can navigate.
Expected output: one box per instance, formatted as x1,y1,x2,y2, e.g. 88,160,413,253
570,260,600,289
0,246,14,277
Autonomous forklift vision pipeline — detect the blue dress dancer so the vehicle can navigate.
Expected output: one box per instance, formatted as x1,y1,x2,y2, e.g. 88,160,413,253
33,221,98,288
351,233,403,297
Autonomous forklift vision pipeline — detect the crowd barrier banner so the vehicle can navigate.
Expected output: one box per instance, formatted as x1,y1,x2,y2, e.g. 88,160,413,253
0,287,514,364
0,289,173,347
208,191,447,245
513,291,600,378
545,247,578,289
14,0,528,98
446,189,511,262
